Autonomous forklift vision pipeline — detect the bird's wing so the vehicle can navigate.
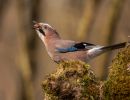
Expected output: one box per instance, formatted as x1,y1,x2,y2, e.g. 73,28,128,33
56,42,97,53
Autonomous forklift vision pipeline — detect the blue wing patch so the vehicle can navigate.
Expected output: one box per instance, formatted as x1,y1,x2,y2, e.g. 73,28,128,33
57,42,95,53
57,46,78,53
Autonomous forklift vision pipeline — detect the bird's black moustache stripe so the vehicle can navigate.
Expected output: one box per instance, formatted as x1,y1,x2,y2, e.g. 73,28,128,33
39,28,45,36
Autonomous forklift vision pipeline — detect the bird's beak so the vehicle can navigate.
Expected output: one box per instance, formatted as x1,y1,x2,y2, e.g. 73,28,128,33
33,21,40,29
33,21,46,36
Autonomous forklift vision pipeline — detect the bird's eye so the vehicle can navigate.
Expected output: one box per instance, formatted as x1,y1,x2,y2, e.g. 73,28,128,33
44,26,47,29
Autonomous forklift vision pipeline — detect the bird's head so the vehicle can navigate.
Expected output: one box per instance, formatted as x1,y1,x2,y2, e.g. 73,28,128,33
33,21,60,40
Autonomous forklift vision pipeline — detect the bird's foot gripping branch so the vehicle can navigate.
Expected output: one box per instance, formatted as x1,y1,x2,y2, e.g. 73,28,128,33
42,46,130,100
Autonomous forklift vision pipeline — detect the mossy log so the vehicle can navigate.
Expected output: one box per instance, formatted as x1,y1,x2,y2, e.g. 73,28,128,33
42,45,130,100
104,45,130,99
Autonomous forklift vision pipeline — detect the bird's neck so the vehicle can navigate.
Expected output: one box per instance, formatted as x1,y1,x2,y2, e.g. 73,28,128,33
43,36,61,59
43,35,61,50
46,31,61,39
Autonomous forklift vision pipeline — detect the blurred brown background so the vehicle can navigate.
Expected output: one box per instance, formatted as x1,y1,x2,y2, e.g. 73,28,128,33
0,0,130,100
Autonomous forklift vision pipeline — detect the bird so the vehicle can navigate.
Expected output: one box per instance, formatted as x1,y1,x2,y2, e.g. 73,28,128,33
33,21,127,63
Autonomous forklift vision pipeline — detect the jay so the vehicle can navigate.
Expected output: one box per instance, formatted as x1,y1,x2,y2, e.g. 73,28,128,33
33,21,126,63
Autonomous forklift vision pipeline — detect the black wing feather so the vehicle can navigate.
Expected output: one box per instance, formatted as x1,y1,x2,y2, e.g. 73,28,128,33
57,42,96,53
74,42,95,50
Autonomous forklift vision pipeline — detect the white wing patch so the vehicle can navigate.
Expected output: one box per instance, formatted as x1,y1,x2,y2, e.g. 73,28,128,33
87,46,103,57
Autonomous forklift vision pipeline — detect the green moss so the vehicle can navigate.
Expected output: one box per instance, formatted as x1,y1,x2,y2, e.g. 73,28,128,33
104,46,130,99
42,61,100,100
42,46,130,100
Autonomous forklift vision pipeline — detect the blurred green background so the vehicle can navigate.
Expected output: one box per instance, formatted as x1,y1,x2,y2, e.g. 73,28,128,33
0,0,130,100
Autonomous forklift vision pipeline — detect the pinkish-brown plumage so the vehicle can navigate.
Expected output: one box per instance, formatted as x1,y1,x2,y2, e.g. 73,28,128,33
33,22,126,63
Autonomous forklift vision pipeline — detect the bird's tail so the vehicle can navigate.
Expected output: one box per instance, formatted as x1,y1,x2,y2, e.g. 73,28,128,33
87,42,127,60
101,42,126,51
